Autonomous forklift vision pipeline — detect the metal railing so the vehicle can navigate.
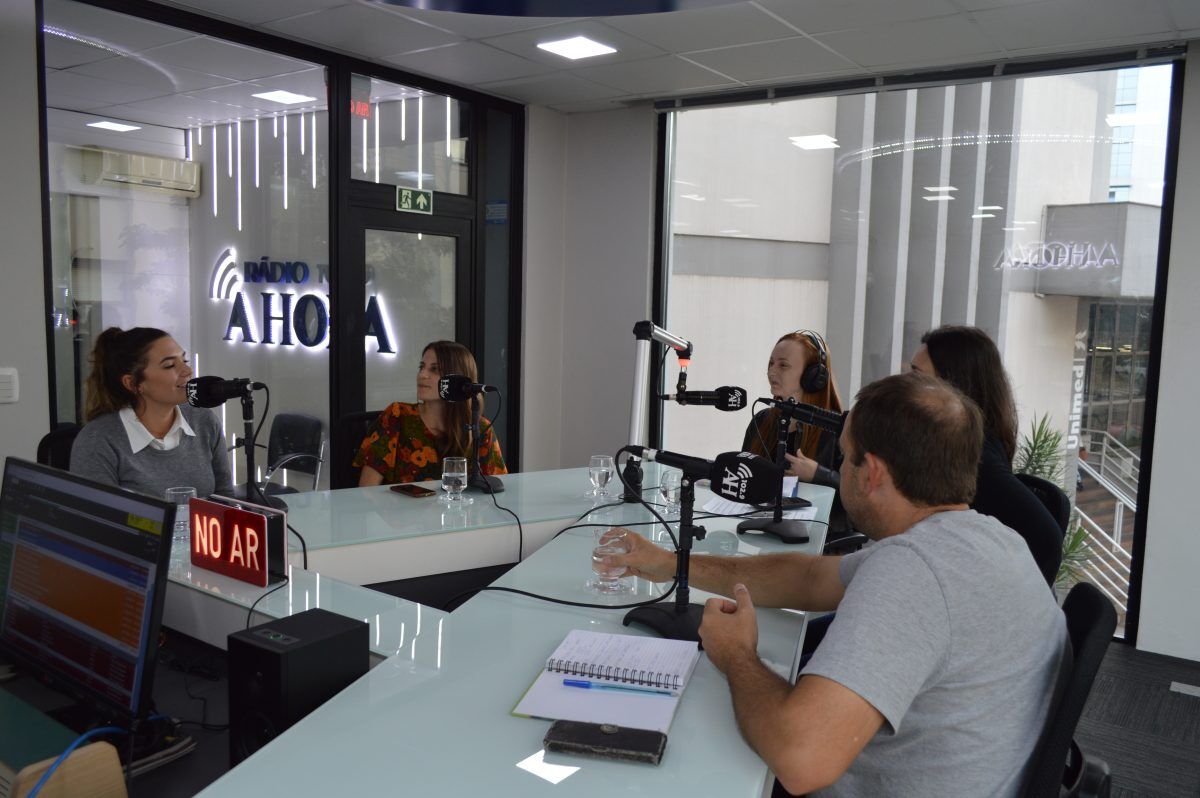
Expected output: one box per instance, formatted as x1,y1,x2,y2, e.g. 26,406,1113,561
1082,428,1140,509
1072,508,1132,613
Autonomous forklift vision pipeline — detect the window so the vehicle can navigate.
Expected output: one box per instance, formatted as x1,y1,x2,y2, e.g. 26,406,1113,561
661,64,1175,635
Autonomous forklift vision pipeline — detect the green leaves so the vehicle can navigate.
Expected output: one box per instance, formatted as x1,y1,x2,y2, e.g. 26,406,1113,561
1014,413,1065,486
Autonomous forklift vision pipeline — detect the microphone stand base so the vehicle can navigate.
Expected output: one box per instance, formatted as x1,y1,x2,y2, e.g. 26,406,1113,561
622,602,704,644
467,473,505,493
736,518,811,544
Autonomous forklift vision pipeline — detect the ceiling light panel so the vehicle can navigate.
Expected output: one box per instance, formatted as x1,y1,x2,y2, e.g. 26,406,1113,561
252,90,317,105
87,120,141,132
536,36,617,60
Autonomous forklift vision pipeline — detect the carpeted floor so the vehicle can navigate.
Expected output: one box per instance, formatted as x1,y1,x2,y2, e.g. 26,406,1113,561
1076,643,1200,797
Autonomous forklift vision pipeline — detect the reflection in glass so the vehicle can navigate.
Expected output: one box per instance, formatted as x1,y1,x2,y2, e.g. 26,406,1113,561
661,64,1173,635
350,74,469,195
364,230,456,411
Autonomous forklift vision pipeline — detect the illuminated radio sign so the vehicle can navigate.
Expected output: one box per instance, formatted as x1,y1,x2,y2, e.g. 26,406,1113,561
209,248,394,354
189,496,286,587
995,241,1121,271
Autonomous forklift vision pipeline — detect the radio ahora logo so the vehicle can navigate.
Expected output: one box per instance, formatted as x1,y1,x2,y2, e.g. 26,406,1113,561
209,248,241,300
721,462,754,501
207,248,395,354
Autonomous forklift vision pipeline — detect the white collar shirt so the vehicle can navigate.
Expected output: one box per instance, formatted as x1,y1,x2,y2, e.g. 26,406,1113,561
119,406,194,453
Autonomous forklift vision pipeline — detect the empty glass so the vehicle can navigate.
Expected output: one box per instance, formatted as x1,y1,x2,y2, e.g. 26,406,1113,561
440,457,472,505
586,526,634,595
584,455,615,499
165,486,196,548
659,470,682,515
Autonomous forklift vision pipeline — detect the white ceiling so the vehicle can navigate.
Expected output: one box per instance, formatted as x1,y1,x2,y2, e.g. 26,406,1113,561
43,0,1199,129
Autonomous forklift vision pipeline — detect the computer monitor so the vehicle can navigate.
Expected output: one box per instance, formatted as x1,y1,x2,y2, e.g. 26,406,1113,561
0,457,173,721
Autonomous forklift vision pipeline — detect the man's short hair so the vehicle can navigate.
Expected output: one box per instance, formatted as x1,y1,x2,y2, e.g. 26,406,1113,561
847,372,984,506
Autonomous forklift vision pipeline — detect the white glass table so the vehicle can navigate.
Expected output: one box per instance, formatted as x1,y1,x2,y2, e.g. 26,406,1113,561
194,501,829,797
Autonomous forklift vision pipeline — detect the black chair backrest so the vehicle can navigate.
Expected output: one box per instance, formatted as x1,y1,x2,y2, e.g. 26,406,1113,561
1016,472,1072,534
267,413,324,476
36,423,81,470
1021,582,1117,797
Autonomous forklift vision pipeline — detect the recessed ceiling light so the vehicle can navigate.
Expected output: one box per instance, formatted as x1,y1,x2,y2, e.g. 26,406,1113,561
978,205,1003,210
924,186,957,192
87,120,140,132
789,134,838,150
922,195,954,201
252,90,317,105
971,213,995,219
536,36,617,60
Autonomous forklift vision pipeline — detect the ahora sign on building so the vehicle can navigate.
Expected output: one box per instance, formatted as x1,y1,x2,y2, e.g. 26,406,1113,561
209,248,395,353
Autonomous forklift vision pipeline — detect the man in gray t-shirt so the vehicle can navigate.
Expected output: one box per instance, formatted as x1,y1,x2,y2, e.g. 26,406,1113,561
607,372,1066,797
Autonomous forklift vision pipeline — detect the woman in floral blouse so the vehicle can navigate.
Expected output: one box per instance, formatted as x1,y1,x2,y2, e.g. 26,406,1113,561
355,340,507,486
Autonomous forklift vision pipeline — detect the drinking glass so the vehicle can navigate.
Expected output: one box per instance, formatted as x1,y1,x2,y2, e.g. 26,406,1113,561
440,457,472,505
585,455,615,499
659,470,682,515
165,486,196,548
586,527,634,595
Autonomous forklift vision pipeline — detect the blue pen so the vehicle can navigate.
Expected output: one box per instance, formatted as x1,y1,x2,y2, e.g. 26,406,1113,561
563,679,672,696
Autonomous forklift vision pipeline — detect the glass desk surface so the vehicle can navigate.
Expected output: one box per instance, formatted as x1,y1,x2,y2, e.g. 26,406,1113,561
278,463,837,552
195,508,828,798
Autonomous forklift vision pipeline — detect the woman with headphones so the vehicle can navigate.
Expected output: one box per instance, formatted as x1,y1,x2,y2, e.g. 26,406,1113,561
742,330,844,488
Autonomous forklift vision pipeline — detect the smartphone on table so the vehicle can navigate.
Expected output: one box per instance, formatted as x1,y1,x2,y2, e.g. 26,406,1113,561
390,483,437,498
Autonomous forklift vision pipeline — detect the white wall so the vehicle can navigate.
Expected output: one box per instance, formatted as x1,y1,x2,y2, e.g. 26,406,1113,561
1003,292,1079,446
521,105,657,471
0,1,49,459
663,275,828,460
521,106,568,471
1136,47,1200,662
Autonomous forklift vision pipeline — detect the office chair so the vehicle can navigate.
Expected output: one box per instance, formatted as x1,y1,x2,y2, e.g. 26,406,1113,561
1021,582,1116,798
260,413,325,495
36,423,81,471
1016,473,1072,534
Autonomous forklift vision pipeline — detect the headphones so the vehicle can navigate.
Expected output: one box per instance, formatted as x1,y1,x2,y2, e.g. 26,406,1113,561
796,330,829,394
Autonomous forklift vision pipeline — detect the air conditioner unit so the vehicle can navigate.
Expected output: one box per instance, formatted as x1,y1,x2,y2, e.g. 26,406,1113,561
80,147,200,197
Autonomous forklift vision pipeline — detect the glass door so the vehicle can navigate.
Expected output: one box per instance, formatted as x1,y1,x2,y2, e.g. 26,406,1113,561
332,209,471,487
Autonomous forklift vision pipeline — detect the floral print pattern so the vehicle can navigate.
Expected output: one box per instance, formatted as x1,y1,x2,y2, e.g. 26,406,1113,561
353,402,507,484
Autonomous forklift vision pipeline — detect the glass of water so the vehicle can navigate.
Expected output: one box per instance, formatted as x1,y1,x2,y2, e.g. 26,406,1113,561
440,457,472,505
585,455,615,499
586,526,634,595
659,470,682,515
164,487,196,549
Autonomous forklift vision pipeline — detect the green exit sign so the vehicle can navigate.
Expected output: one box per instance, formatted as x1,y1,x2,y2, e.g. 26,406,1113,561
396,187,433,214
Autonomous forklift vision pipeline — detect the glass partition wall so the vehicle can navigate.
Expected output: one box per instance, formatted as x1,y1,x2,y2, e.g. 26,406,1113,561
661,63,1178,636
41,0,522,490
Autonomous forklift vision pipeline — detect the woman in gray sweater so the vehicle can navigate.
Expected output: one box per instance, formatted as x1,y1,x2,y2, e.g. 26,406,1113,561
70,327,232,499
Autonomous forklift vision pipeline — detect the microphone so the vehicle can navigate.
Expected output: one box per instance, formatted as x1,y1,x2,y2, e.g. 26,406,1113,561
758,397,846,435
438,374,498,402
659,385,748,411
185,376,263,408
628,447,780,505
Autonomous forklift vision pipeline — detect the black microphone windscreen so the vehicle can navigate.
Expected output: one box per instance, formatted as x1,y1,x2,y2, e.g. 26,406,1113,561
715,386,748,411
185,376,250,408
438,374,475,402
709,452,780,504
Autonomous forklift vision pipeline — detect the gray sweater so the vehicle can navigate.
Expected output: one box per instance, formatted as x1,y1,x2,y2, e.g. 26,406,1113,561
70,405,233,499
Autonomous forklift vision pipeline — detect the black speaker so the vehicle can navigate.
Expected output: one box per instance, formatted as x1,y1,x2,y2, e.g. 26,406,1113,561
227,608,368,765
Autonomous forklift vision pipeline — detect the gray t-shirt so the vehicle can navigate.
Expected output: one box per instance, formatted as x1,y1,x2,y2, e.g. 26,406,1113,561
70,405,233,499
803,509,1066,798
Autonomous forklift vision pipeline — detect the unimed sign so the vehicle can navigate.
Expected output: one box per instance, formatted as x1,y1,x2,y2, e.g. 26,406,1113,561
190,497,271,587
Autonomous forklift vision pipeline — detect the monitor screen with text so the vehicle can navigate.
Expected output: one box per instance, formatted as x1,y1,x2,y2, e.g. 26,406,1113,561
0,458,172,718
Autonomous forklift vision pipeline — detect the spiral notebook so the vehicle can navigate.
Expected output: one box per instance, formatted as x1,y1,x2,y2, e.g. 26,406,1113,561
512,630,701,734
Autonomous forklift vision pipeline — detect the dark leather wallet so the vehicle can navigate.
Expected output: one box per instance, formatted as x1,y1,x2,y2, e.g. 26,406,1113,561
543,721,667,765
